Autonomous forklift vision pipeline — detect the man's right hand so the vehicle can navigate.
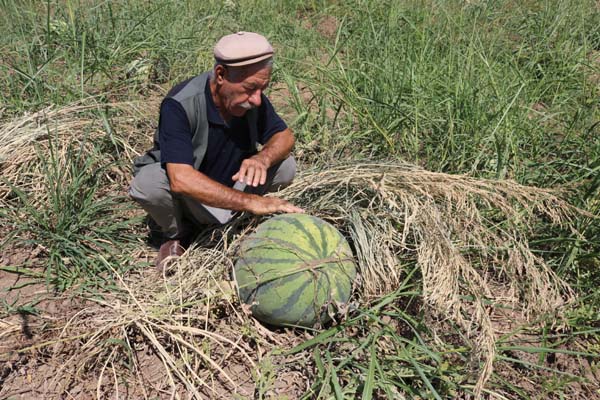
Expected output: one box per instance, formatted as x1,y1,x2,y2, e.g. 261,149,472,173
247,196,305,215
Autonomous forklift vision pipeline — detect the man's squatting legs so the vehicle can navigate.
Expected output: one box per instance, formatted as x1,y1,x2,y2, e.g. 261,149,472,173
129,156,296,239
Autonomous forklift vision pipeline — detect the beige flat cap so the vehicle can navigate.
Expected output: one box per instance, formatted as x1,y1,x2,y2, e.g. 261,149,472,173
214,32,274,67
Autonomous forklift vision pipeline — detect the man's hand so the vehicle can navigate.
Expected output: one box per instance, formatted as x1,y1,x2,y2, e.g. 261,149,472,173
232,155,269,187
247,195,305,215
233,128,295,187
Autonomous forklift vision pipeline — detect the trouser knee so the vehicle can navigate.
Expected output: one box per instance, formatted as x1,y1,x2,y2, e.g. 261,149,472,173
268,155,296,192
129,166,170,206
128,163,183,239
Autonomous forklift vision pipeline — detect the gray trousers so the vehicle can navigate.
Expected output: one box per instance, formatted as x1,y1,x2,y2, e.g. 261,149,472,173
129,156,296,239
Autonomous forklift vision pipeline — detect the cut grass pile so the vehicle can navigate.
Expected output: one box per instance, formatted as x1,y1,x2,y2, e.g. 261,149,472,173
0,97,159,200
0,0,599,398
1,156,590,398
0,110,593,396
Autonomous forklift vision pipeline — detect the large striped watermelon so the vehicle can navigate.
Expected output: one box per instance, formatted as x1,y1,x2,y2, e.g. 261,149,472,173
234,213,356,327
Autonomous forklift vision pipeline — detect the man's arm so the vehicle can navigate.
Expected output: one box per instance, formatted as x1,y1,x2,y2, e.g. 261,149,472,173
167,162,303,215
232,128,295,187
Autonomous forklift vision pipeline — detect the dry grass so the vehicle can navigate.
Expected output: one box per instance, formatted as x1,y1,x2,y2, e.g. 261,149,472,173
1,228,301,398
280,162,580,395
2,162,584,398
0,102,587,397
0,96,160,203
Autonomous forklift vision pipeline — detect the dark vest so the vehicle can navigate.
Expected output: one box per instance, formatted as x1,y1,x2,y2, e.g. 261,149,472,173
133,72,258,175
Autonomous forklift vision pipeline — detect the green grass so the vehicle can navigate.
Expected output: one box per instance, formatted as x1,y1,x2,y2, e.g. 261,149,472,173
283,284,467,399
0,0,599,398
0,132,141,292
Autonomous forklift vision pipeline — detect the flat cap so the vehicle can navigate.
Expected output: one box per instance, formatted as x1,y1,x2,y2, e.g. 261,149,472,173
214,32,274,67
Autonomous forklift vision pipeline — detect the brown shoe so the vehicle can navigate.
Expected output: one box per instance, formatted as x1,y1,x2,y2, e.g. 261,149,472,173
156,239,186,273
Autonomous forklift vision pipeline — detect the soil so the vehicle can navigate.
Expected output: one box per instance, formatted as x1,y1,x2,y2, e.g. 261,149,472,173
316,15,339,39
489,307,600,398
298,11,338,40
0,237,308,399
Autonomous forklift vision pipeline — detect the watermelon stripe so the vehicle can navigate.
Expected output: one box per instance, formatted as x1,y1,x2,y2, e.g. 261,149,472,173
241,255,349,268
315,220,335,258
239,257,354,288
280,217,322,258
241,258,306,280
311,218,326,258
268,278,314,320
241,256,303,266
328,262,355,290
297,300,320,326
311,274,333,325
335,270,351,300
244,258,350,283
249,256,351,272
238,257,354,290
320,268,334,303
243,237,316,260
250,236,318,258
308,217,330,258
239,286,255,304
254,269,309,289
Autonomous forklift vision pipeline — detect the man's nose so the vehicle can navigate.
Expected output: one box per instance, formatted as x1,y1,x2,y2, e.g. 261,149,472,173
248,90,262,107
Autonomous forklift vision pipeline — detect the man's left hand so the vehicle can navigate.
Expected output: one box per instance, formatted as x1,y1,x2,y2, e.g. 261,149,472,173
232,155,270,187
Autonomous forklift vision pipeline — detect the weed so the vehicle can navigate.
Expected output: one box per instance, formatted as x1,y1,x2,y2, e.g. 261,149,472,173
0,132,140,291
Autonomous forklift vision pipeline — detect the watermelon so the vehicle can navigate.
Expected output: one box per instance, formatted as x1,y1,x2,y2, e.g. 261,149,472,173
234,213,357,327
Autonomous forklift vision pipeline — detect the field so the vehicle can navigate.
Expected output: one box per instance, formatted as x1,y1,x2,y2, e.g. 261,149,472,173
1,0,599,398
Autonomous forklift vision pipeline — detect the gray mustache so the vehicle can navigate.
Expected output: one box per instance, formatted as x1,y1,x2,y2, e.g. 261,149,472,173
239,101,255,110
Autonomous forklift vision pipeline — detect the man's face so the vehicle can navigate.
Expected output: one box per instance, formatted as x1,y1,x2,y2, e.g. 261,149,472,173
214,63,271,119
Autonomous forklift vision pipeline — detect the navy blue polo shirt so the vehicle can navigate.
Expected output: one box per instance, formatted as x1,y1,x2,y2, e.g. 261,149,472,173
158,78,287,187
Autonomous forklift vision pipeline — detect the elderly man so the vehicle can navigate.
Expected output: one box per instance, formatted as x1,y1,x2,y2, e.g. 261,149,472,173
129,32,303,269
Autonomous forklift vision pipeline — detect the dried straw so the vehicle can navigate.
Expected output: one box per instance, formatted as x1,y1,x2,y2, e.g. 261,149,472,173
4,162,579,398
279,162,578,394
0,101,583,397
0,96,160,202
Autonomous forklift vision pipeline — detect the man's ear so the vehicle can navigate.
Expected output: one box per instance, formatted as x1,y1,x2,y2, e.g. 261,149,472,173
214,65,226,84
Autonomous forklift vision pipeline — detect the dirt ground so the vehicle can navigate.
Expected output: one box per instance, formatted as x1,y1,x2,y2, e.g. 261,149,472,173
0,241,308,399
3,260,598,399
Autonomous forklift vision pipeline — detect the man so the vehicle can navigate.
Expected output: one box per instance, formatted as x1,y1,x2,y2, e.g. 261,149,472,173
129,32,303,270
